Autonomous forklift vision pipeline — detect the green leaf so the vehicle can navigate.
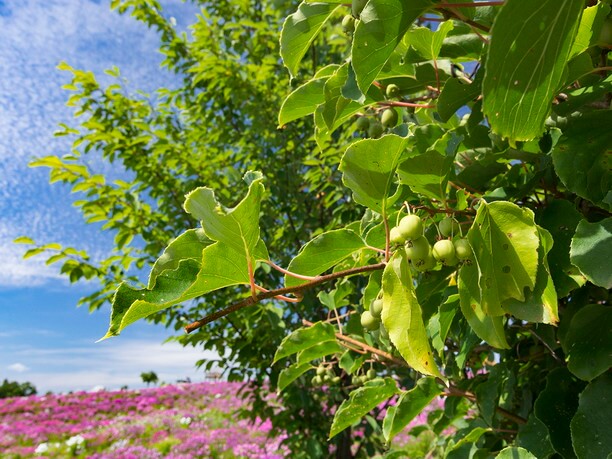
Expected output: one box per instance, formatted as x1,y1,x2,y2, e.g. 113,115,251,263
278,362,312,392
351,0,434,93
285,229,366,288
102,241,250,339
339,134,409,214
382,251,444,379
517,412,555,459
429,295,459,358
503,226,559,325
148,229,212,288
568,3,611,60
562,304,612,382
534,367,585,459
329,377,399,439
468,201,539,316
482,0,583,143
407,20,454,60
13,236,34,244
278,77,328,126
552,111,612,212
296,340,344,365
280,2,340,77
273,322,337,363
183,171,267,261
458,261,509,349
570,373,612,459
570,218,612,289
397,131,461,202
339,350,367,375
495,447,538,459
445,426,491,458
539,200,586,297
382,377,442,442
437,68,482,122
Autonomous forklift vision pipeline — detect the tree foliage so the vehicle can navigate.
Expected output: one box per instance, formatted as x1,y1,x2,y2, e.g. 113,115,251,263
0,379,37,399
19,0,612,457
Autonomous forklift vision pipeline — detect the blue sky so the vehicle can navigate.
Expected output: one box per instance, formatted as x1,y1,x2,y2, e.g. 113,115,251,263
0,0,220,393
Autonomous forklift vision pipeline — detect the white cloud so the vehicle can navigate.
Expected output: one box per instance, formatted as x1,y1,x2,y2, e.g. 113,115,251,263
7,362,29,372
0,338,222,393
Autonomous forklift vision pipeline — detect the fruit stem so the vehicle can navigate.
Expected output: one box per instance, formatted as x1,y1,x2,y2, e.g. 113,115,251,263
378,100,435,109
264,260,320,281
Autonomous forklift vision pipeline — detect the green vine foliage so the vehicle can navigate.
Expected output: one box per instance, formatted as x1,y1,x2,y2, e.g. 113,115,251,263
19,0,612,457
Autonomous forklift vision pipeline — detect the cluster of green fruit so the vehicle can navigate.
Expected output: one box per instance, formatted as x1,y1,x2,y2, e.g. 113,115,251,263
391,215,473,271
341,0,368,34
351,368,377,386
360,296,383,332
354,83,403,138
311,365,341,387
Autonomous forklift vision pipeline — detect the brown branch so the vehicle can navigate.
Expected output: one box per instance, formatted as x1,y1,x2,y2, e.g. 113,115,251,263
303,319,407,366
378,101,436,109
436,1,504,8
184,262,386,333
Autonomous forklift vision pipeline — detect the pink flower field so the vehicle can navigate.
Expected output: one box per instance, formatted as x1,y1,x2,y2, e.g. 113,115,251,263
0,382,288,459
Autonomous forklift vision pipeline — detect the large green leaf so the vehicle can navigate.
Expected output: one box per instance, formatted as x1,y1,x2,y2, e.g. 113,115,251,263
278,77,328,126
407,20,454,60
495,447,537,459
381,251,444,379
148,228,212,288
561,304,612,382
273,322,337,363
397,131,461,202
285,229,366,288
534,367,585,459
280,2,341,77
296,340,344,365
102,241,250,339
339,134,409,215
437,66,482,122
570,218,612,289
468,201,539,316
568,3,611,60
482,0,583,143
503,226,558,325
570,373,612,459
329,377,400,439
382,377,442,442
351,0,434,93
278,362,312,392
458,261,509,349
552,111,612,212
539,200,586,297
517,412,555,459
184,171,267,261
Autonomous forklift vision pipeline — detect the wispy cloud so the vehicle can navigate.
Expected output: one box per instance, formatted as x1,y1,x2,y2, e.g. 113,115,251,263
0,0,198,287
7,362,29,372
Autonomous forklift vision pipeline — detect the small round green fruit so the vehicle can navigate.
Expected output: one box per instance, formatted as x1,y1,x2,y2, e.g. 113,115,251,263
355,116,369,131
381,108,398,128
439,217,459,237
366,369,376,379
453,238,472,260
432,240,458,266
360,310,380,331
331,376,341,384
414,253,437,272
359,375,369,384
386,84,400,98
398,215,423,241
342,14,356,34
370,298,383,319
316,365,326,376
368,120,384,138
312,375,323,386
390,226,406,245
405,236,430,261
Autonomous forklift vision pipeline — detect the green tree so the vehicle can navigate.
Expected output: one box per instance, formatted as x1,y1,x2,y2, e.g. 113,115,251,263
20,0,612,458
140,371,159,387
0,379,37,399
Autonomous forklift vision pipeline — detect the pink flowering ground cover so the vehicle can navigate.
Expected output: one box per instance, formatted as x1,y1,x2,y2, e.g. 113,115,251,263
0,382,288,459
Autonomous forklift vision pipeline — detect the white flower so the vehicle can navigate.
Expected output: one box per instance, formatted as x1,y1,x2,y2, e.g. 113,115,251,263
179,416,192,426
34,443,49,454
66,435,85,447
